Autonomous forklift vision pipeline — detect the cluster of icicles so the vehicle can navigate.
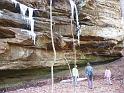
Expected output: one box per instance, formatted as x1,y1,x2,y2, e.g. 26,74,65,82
10,0,81,45
11,0,36,44
69,0,81,45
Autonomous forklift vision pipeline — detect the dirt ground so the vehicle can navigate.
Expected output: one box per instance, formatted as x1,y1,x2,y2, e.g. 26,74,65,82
4,57,124,93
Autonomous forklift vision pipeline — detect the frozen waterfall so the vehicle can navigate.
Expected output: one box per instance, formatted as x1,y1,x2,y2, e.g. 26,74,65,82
69,0,81,45
11,0,36,44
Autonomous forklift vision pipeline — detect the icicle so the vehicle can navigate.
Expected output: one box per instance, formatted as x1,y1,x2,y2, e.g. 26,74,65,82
29,31,36,44
74,4,79,26
120,0,124,22
30,19,36,44
28,7,34,19
30,19,34,33
77,26,81,44
11,0,18,7
120,0,124,17
69,0,81,45
28,7,36,45
28,7,34,26
74,4,80,45
69,0,75,19
120,0,124,28
20,4,28,19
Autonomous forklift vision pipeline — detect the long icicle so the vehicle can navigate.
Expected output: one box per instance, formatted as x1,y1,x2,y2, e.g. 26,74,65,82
120,0,124,26
50,0,56,93
74,4,80,45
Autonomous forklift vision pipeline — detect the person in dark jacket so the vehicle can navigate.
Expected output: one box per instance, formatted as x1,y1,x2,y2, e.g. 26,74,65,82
85,62,93,89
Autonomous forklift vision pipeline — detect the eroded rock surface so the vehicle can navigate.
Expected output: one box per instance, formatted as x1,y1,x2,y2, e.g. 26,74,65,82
0,0,123,69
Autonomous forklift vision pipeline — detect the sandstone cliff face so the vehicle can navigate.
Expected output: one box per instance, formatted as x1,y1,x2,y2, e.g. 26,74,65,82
0,0,123,69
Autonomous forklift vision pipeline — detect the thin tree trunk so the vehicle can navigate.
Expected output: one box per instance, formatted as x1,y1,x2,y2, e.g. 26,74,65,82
50,0,56,93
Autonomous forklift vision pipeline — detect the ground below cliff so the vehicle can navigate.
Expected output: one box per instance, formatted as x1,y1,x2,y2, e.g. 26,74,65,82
1,54,124,93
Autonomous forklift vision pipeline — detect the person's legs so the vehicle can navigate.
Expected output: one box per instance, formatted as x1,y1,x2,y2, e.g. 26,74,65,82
72,76,76,93
75,76,77,85
106,77,109,84
72,76,75,86
88,77,93,89
108,77,112,85
90,77,93,88
88,77,90,88
72,76,77,86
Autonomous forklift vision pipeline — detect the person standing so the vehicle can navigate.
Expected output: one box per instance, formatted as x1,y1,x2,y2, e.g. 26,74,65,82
104,66,112,85
72,65,79,86
85,62,93,89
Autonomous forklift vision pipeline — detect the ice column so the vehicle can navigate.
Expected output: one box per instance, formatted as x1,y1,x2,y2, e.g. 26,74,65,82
28,7,36,44
69,0,81,44
20,4,28,19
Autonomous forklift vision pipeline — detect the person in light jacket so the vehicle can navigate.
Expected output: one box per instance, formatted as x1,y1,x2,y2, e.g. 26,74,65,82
72,65,79,86
104,66,112,85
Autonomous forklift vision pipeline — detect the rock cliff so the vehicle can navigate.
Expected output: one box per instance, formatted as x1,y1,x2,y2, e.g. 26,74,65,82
0,0,123,69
